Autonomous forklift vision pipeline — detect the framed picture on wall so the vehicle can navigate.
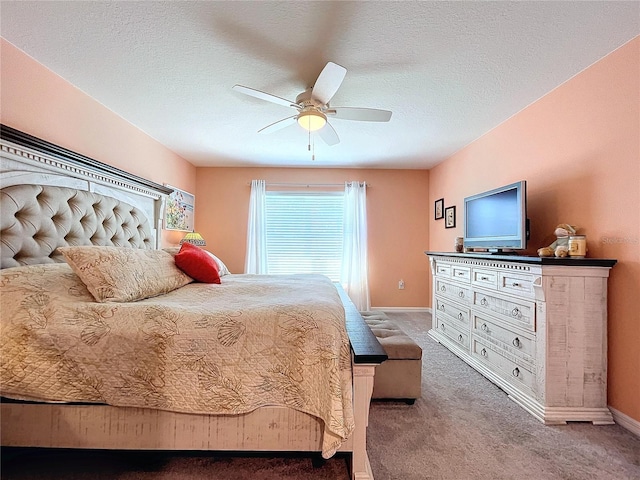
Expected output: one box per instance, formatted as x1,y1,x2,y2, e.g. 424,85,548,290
164,185,195,231
445,206,456,228
434,198,444,220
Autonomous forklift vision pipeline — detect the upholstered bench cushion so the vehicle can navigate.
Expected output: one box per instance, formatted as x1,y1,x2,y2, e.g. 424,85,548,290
362,316,423,360
360,311,422,402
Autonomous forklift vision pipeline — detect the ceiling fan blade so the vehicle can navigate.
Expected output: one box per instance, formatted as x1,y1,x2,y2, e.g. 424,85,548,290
311,62,347,105
327,107,392,122
317,122,340,146
233,85,299,109
257,115,298,134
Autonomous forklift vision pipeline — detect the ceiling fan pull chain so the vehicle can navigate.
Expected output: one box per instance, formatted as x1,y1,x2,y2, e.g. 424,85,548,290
308,129,315,161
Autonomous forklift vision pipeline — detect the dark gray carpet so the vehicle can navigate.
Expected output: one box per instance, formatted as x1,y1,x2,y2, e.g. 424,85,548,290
2,312,638,480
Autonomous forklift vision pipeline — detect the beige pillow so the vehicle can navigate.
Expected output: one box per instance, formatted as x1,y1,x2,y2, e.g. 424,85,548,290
58,246,193,303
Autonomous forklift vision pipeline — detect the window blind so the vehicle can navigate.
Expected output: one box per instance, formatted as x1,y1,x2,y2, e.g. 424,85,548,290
265,191,344,281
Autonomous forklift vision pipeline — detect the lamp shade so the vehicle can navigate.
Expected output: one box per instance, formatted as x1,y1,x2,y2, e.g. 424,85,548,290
297,110,327,131
180,231,206,246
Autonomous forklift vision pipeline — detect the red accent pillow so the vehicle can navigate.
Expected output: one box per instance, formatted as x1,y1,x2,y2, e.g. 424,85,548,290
174,242,221,284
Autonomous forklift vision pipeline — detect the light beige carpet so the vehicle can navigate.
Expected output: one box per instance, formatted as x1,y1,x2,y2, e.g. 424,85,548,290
2,312,639,480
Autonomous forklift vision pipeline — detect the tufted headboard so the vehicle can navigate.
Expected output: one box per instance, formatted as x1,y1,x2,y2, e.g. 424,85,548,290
1,185,155,268
1,125,172,269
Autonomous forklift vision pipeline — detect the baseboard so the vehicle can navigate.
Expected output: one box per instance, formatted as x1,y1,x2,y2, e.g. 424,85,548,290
370,307,432,313
610,406,640,437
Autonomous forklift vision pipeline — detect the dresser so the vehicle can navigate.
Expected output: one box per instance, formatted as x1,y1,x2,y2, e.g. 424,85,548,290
425,252,617,425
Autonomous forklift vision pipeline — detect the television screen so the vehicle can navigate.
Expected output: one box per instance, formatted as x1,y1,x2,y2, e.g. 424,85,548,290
463,181,527,252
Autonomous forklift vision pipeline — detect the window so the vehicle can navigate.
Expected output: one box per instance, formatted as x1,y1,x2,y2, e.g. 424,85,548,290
265,192,344,281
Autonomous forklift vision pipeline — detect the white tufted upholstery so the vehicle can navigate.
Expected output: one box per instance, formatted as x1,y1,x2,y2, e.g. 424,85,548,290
1,185,154,268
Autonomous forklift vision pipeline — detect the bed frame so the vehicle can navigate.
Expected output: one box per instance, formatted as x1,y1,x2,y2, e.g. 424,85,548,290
0,125,387,479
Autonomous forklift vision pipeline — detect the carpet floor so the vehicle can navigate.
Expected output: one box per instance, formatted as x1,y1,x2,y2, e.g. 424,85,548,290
2,312,638,480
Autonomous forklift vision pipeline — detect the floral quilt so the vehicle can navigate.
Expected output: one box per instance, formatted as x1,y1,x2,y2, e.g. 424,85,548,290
0,264,354,457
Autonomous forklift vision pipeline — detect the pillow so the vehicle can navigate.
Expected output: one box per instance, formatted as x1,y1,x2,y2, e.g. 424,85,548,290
174,242,221,284
204,250,231,276
58,246,193,303
163,247,231,276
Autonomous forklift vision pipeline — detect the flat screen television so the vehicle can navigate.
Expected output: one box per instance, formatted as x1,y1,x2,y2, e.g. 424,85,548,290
463,180,528,253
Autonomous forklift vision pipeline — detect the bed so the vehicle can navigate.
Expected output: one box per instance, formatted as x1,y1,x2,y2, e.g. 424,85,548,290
0,125,387,479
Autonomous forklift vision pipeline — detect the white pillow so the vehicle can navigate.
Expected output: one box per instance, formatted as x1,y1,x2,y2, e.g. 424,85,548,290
204,250,231,276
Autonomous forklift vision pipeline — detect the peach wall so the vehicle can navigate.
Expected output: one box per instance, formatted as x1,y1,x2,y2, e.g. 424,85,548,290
3,32,636,422
194,167,431,308
0,39,196,246
429,37,640,422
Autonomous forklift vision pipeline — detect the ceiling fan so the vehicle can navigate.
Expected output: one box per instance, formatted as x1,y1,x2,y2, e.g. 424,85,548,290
232,62,392,146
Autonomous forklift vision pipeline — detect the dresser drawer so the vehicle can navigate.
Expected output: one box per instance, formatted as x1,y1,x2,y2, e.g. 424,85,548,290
499,271,536,298
451,265,471,283
472,290,536,332
472,313,535,364
435,279,472,304
435,263,452,278
435,296,470,330
435,316,470,351
471,337,536,394
472,268,498,290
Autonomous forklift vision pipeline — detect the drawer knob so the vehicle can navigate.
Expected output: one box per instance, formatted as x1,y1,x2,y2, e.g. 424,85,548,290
511,307,521,318
458,334,463,342
440,285,446,292
481,348,487,357
440,323,446,331
438,303,445,311
512,367,520,378
480,297,488,306
512,337,521,348
480,276,489,281
481,323,488,332
458,312,463,320
457,272,465,276
512,282,521,287
458,291,465,298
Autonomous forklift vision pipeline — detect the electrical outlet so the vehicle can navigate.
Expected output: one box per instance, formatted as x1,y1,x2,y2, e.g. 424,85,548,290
398,279,405,290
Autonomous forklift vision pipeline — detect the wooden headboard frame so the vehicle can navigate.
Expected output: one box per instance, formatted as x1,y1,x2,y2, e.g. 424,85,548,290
0,125,172,258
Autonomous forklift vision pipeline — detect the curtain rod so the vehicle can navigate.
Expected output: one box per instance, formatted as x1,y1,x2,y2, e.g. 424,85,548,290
248,182,369,188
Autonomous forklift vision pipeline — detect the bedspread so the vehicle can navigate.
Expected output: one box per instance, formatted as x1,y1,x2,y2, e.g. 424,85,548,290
0,264,354,457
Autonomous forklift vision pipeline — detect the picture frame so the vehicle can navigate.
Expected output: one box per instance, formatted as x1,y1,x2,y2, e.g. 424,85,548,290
445,206,456,229
164,185,195,231
434,198,444,220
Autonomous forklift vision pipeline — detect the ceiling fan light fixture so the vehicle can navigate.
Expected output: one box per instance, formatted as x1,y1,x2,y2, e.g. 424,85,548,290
297,110,326,132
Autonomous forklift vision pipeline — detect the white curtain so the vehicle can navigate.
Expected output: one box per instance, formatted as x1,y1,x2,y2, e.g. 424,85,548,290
245,179,268,274
341,181,370,311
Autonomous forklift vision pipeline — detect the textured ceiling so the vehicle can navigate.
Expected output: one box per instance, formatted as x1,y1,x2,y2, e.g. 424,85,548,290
1,1,638,169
